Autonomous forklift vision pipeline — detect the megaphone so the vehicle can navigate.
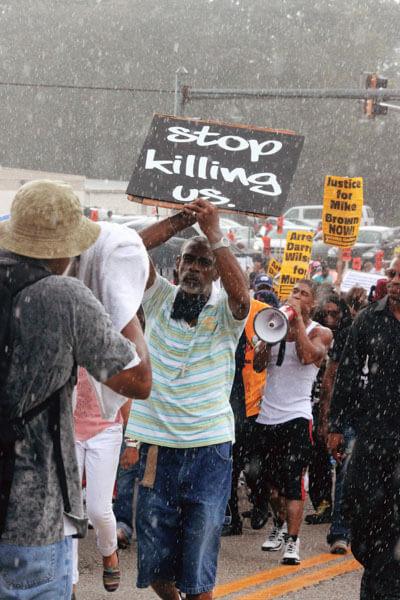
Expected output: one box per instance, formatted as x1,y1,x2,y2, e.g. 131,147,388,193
253,305,297,345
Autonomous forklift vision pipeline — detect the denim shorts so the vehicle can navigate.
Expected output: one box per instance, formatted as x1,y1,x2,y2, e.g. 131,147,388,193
0,536,72,599
136,442,232,595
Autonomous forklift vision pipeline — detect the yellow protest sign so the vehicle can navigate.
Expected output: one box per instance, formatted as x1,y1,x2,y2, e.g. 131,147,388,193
266,257,281,279
394,246,400,257
322,176,363,248
278,230,314,300
267,257,282,293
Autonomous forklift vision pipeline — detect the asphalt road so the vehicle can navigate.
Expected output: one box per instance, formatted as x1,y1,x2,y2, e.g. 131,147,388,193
75,498,362,600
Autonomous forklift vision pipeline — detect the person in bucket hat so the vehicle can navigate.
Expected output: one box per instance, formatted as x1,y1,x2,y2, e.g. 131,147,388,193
0,179,99,260
0,180,151,600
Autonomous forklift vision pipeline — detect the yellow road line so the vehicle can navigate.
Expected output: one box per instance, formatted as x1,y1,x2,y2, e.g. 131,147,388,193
214,553,343,598
234,558,361,600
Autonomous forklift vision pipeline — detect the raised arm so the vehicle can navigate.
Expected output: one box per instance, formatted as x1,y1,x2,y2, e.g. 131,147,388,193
137,209,197,251
183,199,250,320
134,205,197,289
293,319,332,366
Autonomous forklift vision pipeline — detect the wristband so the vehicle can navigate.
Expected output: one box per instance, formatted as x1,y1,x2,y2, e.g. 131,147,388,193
210,237,230,251
125,439,140,449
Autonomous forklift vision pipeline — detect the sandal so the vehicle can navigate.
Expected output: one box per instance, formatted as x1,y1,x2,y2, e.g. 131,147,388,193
102,553,120,593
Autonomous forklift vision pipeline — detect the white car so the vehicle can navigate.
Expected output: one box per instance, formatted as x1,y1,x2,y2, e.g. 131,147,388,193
283,205,375,228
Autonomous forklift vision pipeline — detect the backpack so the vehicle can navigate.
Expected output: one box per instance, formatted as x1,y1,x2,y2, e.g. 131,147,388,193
0,259,71,538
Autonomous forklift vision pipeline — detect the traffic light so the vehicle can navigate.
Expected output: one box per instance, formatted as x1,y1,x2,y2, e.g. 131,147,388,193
364,73,388,118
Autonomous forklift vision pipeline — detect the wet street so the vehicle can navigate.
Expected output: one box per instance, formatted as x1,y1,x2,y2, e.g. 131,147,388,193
76,500,362,600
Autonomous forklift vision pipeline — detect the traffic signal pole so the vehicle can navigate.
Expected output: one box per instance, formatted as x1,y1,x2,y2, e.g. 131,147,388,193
378,102,400,112
173,68,400,116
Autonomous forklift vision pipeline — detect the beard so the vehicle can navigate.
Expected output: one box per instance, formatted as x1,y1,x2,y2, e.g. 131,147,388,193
170,289,209,323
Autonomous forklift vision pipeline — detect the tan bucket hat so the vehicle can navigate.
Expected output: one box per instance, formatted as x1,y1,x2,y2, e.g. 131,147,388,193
0,179,101,259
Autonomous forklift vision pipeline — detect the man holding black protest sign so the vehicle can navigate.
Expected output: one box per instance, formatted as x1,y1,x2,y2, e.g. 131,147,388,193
125,198,249,600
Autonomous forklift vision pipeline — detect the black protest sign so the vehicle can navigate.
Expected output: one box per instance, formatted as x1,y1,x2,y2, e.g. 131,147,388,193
127,114,304,217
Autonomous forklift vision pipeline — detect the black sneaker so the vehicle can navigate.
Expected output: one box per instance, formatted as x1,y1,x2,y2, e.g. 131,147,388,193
250,508,269,530
221,522,243,536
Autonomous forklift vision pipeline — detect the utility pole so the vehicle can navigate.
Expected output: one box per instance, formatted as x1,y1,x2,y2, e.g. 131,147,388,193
173,67,189,116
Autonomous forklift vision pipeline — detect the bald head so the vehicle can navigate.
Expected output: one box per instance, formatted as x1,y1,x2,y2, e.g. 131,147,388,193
181,236,211,255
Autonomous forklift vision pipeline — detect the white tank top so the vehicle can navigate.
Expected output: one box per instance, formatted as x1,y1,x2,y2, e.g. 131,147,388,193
257,321,320,425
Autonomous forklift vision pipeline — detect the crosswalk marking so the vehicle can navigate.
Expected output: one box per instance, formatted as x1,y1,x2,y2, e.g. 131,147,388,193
214,553,343,598
235,559,361,599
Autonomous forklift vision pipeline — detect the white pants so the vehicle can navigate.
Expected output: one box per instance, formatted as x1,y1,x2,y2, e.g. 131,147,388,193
72,424,122,584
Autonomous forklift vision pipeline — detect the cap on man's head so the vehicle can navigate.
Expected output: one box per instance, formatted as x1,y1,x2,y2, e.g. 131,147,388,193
254,289,280,308
254,274,273,290
0,179,101,259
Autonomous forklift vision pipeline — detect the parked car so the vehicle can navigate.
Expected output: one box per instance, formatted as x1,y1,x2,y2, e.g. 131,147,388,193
283,204,375,228
217,217,256,252
254,222,314,260
121,216,198,275
121,215,256,277
358,226,400,262
311,225,394,266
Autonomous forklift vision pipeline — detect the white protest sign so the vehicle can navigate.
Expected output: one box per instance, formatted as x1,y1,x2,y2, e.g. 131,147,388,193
340,269,383,293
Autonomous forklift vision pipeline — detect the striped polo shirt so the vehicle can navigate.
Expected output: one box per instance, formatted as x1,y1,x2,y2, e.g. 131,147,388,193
126,275,246,448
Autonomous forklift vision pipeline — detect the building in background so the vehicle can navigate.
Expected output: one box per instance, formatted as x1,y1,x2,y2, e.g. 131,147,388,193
0,167,156,217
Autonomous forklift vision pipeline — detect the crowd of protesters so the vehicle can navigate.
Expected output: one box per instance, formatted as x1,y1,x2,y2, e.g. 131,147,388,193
0,181,399,600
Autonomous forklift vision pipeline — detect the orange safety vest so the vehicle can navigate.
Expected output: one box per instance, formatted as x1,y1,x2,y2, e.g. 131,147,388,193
242,298,268,417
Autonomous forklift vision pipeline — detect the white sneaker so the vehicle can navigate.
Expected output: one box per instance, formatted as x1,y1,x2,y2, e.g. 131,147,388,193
281,536,300,565
261,521,287,552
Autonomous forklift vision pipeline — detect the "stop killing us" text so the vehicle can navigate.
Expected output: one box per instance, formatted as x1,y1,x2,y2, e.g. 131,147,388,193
144,125,285,206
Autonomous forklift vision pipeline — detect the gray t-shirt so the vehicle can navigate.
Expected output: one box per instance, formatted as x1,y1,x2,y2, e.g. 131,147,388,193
1,263,137,546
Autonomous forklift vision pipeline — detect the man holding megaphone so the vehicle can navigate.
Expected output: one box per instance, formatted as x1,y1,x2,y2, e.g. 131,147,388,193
252,280,332,566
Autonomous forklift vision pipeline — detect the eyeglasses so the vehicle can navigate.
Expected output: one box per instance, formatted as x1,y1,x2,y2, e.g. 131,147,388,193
386,268,400,279
322,309,340,318
182,253,214,269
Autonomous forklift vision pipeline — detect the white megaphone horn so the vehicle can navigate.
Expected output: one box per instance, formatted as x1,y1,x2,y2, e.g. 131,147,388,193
253,305,297,345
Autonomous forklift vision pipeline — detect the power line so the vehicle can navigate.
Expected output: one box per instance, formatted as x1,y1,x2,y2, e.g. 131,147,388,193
0,80,175,94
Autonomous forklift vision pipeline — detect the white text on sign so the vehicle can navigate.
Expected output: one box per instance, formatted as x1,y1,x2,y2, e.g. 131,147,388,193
145,125,284,206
